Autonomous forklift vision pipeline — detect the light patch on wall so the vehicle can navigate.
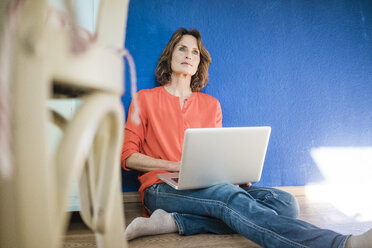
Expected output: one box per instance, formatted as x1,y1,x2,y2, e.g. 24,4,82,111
307,147,372,222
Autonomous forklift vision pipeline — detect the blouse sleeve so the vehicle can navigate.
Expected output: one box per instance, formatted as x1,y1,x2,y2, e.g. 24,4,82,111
216,101,223,127
121,92,147,170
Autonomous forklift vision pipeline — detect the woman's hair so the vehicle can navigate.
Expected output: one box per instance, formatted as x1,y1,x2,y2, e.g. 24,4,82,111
155,28,211,92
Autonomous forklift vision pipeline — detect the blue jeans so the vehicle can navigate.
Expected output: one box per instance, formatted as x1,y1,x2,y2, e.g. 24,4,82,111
144,183,349,248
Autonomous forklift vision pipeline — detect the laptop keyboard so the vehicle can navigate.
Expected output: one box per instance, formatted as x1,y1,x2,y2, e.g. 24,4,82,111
171,178,179,183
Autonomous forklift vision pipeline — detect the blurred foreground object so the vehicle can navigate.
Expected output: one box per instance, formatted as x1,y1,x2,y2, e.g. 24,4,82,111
0,0,131,247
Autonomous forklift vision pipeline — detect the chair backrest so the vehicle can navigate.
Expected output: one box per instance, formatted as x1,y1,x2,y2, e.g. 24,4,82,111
0,0,130,247
96,0,129,48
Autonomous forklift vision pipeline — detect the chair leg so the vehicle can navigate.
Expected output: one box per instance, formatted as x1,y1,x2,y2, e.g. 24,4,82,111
4,26,59,248
95,171,127,247
56,93,127,247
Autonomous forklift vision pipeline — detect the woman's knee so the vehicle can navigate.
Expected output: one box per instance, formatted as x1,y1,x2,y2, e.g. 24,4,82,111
250,187,300,218
277,190,300,218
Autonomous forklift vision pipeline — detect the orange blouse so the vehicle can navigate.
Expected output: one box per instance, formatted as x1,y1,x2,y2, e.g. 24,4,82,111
121,86,222,215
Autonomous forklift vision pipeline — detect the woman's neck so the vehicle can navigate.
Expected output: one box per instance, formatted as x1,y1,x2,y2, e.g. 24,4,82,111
165,74,193,99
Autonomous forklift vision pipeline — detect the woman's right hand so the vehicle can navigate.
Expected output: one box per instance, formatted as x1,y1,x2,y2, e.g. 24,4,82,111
168,161,181,172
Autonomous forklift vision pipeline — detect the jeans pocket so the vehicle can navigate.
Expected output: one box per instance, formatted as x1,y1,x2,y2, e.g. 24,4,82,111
150,183,160,191
248,187,278,201
144,184,160,212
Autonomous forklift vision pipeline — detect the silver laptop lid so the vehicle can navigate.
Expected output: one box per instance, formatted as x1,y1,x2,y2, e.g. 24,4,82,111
177,127,271,190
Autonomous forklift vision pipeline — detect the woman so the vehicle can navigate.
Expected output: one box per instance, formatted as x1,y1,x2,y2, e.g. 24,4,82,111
121,28,371,248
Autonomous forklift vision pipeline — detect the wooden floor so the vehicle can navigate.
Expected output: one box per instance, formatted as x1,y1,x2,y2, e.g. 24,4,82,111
63,187,372,248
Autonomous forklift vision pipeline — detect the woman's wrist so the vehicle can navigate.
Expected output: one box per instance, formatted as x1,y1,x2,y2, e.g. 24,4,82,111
165,160,180,172
126,153,180,172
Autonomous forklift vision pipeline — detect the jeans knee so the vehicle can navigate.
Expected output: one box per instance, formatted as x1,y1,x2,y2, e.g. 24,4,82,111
267,189,300,218
283,192,300,218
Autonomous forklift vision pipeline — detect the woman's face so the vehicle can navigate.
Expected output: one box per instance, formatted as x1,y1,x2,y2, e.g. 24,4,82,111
171,35,200,77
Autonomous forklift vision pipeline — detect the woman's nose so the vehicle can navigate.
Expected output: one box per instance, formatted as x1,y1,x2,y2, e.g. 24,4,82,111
185,50,192,59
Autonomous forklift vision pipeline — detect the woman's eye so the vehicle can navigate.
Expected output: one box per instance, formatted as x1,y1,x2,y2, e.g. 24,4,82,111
192,50,199,55
179,47,185,51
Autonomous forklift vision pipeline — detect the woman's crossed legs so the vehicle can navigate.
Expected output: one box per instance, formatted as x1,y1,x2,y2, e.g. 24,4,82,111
126,183,371,248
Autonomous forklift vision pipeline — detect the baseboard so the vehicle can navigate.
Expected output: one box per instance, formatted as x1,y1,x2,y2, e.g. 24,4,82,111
122,186,306,204
122,191,142,203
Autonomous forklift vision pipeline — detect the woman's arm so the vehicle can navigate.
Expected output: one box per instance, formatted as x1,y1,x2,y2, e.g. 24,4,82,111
125,152,180,172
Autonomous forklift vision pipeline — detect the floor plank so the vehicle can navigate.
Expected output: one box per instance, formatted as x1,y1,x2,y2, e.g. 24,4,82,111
128,233,260,248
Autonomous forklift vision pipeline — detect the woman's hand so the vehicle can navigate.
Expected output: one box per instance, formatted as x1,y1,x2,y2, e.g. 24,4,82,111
167,161,181,172
235,182,252,188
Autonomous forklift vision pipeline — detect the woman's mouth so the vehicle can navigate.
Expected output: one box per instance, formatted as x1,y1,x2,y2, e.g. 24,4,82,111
181,62,192,66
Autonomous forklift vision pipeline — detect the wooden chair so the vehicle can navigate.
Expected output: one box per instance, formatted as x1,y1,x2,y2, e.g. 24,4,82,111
0,0,131,247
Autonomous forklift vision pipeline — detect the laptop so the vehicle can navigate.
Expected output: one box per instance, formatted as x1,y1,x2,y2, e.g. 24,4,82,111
157,126,271,190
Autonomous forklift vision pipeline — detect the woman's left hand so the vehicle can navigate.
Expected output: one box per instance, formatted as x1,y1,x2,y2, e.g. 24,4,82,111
235,182,252,188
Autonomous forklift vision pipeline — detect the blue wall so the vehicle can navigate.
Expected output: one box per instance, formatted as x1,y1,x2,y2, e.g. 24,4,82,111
121,0,372,192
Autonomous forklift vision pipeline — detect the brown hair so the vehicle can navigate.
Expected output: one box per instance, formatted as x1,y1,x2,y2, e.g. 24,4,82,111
155,28,211,92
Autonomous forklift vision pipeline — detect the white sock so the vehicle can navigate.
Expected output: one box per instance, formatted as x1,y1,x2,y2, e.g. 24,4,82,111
125,209,178,240
347,229,372,248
